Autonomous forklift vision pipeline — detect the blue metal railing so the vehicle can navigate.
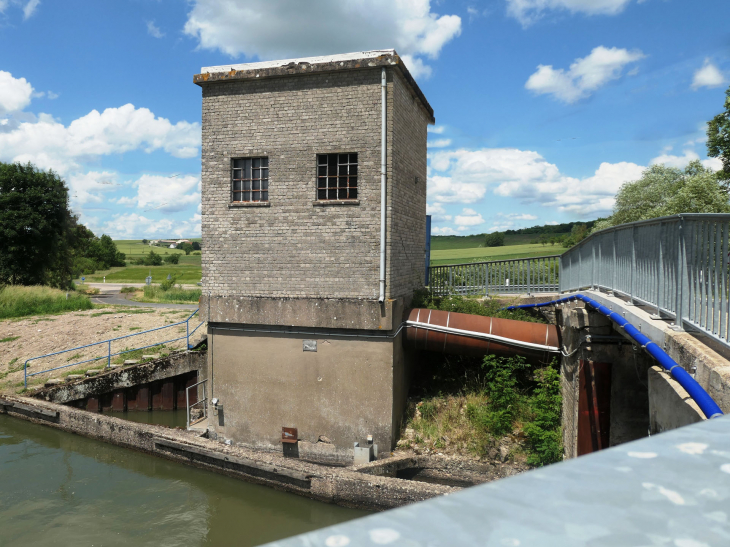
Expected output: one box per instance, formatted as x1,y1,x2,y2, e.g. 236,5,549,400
24,309,205,388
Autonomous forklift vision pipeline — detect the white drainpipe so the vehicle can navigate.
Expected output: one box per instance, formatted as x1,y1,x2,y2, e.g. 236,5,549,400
379,67,387,303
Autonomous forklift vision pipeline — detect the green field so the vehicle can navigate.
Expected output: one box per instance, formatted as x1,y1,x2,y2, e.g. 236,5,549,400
430,243,562,267
76,239,202,284
431,233,538,250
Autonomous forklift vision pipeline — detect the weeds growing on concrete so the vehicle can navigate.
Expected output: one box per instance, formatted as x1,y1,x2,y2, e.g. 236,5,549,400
0,336,20,343
403,352,563,467
0,286,93,319
410,289,546,323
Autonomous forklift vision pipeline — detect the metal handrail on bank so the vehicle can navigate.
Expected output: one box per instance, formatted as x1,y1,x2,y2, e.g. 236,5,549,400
23,309,204,388
186,378,208,430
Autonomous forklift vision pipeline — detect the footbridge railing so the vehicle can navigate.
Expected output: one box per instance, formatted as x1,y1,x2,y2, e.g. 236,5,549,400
23,309,205,388
560,213,730,349
429,255,560,296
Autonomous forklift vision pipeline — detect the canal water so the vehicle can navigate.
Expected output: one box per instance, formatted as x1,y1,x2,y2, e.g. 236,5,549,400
0,414,368,547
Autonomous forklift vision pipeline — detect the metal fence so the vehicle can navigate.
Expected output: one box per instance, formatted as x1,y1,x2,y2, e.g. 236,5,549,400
429,255,560,296
560,213,730,348
24,309,205,388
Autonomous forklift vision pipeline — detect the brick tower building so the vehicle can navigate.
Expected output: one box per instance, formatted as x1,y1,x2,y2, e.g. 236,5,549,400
195,50,433,456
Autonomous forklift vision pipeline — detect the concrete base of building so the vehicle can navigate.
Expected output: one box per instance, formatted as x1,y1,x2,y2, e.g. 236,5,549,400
206,323,415,454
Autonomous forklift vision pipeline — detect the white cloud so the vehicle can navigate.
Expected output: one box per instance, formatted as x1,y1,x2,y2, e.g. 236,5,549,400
0,103,200,174
426,202,452,223
184,0,461,79
525,46,644,103
692,59,725,90
432,226,457,235
454,208,485,226
46,91,59,100
147,20,164,39
428,125,446,134
428,147,646,216
651,149,722,171
428,138,451,148
120,174,201,213
67,171,120,208
101,213,202,239
507,0,633,27
22,0,39,19
0,71,33,114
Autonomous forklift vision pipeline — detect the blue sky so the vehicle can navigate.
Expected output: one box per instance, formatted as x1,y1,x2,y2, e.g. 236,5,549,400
0,0,728,238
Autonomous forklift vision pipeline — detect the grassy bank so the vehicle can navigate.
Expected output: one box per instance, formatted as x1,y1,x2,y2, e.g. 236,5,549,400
0,286,93,319
136,285,201,304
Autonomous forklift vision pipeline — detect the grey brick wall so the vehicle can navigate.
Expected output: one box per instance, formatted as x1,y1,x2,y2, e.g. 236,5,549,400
200,67,429,300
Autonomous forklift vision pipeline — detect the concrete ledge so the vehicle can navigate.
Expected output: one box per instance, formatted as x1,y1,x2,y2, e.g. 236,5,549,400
200,295,401,331
34,351,207,404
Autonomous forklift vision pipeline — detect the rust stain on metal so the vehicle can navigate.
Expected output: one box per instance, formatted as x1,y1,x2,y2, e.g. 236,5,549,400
282,427,298,444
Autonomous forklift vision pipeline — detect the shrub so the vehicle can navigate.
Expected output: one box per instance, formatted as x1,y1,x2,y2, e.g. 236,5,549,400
522,367,563,466
142,285,201,303
484,232,505,247
135,250,163,266
163,254,179,264
160,273,180,292
119,286,137,293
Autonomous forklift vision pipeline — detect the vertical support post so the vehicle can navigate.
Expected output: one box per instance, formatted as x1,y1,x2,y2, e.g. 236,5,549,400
630,225,636,302
186,385,190,430
656,222,663,316
107,340,111,368
591,239,596,290
24,360,28,388
527,258,531,296
186,318,190,350
675,216,686,330
612,230,617,292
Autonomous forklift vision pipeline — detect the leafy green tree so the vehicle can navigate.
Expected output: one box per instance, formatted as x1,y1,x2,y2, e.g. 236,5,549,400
87,234,126,269
594,161,730,231
484,231,505,247
707,85,730,186
178,242,194,255
163,253,179,264
192,241,201,251
0,162,72,286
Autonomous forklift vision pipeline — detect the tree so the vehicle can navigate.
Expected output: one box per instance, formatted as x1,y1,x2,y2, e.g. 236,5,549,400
707,85,730,186
163,253,179,264
0,162,72,286
178,242,194,255
142,238,149,245
87,234,126,269
192,241,201,251
593,161,730,231
484,232,505,247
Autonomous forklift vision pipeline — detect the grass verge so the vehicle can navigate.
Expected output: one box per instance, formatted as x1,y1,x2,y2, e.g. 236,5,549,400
0,285,93,319
135,285,202,304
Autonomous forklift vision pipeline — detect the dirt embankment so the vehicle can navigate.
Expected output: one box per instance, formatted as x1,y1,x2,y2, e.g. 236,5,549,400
0,307,206,393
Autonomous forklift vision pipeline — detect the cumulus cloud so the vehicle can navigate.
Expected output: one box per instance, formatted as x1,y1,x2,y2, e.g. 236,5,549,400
0,71,34,115
0,103,200,174
67,171,120,207
499,213,538,220
146,20,165,39
651,148,722,171
101,213,202,239
692,59,725,90
507,0,633,27
119,174,201,213
525,46,644,103
454,208,485,226
426,202,452,223
432,226,457,235
428,138,451,148
183,0,461,79
428,147,646,216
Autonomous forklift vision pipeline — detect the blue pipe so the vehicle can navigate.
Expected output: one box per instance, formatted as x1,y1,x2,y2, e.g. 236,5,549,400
507,294,724,420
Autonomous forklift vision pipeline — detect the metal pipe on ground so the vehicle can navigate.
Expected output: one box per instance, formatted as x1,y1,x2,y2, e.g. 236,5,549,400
404,308,560,366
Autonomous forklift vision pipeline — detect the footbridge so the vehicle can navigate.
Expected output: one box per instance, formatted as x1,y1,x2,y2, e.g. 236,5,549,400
268,213,730,546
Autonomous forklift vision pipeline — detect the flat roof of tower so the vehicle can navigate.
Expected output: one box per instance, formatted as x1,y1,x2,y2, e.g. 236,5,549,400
194,49,434,123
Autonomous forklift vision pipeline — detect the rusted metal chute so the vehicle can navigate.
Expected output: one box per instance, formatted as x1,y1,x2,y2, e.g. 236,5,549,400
404,308,560,365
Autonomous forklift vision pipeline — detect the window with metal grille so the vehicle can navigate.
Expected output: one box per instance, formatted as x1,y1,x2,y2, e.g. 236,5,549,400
232,157,269,202
317,153,358,200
